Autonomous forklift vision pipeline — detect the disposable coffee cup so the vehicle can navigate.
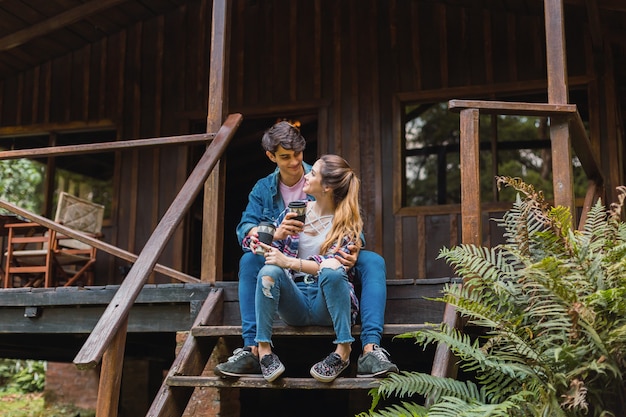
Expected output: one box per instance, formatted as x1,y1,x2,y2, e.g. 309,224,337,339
256,221,275,254
288,201,307,223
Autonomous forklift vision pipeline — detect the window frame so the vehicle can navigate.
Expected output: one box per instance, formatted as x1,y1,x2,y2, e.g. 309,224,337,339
0,122,117,222
392,83,591,216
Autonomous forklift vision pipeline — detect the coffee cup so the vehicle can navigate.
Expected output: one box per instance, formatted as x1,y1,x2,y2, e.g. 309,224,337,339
288,201,307,223
256,221,275,254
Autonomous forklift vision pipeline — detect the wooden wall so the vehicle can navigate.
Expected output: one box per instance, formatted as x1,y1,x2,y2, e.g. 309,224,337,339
0,0,620,282
226,0,601,279
0,1,214,283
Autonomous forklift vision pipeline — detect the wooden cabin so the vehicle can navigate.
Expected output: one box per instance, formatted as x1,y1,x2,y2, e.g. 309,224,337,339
0,0,625,416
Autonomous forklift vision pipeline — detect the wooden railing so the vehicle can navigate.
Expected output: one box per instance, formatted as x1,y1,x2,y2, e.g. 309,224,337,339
0,130,229,285
430,99,604,382
66,114,241,415
449,99,604,234
0,113,242,416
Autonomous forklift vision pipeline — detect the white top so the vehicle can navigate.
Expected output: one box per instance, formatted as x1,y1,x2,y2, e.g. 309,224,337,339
298,206,333,259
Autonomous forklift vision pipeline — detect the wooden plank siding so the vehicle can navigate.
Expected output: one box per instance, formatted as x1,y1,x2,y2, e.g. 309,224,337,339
0,0,615,283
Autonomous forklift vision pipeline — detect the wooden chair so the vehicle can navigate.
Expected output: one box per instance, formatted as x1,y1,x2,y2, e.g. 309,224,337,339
3,220,54,288
3,192,104,288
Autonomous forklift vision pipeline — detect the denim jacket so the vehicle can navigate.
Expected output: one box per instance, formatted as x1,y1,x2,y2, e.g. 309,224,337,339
235,162,313,245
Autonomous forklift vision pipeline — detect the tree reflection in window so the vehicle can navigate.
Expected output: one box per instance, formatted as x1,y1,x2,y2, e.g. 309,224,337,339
0,130,115,218
403,101,587,207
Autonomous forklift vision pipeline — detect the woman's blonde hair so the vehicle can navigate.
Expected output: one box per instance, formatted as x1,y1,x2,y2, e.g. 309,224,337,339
317,154,363,254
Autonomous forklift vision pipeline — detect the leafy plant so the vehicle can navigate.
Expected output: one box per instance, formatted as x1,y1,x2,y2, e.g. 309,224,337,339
0,360,46,393
0,391,96,417
0,158,45,214
360,177,626,417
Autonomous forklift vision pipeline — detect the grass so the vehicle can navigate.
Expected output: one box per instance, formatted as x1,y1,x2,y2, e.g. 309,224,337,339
0,392,95,417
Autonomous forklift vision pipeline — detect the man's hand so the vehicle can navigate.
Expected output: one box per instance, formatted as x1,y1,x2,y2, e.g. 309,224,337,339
334,244,359,269
274,212,304,240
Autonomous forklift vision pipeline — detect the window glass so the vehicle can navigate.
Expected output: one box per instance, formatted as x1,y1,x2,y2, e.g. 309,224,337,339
402,101,587,207
0,130,115,219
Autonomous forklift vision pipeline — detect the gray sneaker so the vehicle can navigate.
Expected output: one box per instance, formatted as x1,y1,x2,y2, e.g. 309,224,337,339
260,352,285,382
214,347,261,377
357,345,399,377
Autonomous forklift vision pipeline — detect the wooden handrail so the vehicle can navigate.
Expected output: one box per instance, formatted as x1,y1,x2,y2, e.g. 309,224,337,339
430,98,606,384
73,113,242,369
0,200,200,284
569,111,603,184
448,99,577,116
0,132,215,160
448,99,604,190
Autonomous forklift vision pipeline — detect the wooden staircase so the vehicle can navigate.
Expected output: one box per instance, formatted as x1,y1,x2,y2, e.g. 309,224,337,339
147,278,453,416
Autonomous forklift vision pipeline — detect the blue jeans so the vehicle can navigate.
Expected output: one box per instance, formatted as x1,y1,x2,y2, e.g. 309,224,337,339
254,265,354,346
238,250,387,349
352,250,387,348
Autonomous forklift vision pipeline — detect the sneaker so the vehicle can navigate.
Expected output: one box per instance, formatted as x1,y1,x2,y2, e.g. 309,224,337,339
214,347,261,377
310,352,350,383
357,345,399,377
260,352,285,382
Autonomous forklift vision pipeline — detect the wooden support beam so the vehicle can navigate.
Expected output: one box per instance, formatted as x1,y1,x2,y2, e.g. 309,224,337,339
545,0,576,221
569,111,603,184
96,318,127,417
460,108,482,247
202,0,231,283
0,0,128,51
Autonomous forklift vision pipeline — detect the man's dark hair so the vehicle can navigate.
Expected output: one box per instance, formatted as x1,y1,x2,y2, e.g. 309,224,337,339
261,121,306,153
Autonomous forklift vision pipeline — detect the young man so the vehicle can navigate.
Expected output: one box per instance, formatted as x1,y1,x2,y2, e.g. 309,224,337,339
215,121,398,378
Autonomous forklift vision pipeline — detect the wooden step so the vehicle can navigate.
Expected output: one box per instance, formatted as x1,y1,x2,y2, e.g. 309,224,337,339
167,375,381,390
192,323,434,338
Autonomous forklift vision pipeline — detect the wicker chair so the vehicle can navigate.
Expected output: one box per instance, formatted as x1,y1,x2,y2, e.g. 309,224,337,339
3,192,104,288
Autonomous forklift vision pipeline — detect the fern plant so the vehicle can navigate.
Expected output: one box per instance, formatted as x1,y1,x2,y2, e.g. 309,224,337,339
360,177,626,417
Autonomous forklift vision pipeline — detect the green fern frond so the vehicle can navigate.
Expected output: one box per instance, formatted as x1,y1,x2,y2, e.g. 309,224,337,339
582,199,611,250
364,179,626,417
373,371,486,405
616,222,626,243
438,245,516,284
413,325,539,397
427,394,527,417
356,401,427,417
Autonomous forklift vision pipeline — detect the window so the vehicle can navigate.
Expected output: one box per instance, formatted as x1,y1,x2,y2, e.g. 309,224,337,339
0,130,115,219
402,100,587,207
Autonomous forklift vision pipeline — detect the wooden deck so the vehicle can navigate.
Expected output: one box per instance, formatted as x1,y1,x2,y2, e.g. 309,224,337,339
0,283,213,361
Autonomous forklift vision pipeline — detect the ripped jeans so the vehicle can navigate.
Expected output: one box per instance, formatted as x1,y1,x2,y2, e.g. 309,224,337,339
254,264,355,346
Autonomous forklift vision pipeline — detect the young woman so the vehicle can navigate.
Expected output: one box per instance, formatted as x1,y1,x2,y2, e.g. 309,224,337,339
243,154,363,382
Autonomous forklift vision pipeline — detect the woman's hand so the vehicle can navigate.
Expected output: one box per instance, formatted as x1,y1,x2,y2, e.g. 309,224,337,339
274,212,304,240
260,243,290,268
333,244,359,269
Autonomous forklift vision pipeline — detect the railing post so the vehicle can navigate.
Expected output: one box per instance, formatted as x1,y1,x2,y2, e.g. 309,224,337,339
202,0,231,283
95,318,128,417
545,0,576,224
430,107,481,386
460,108,482,246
